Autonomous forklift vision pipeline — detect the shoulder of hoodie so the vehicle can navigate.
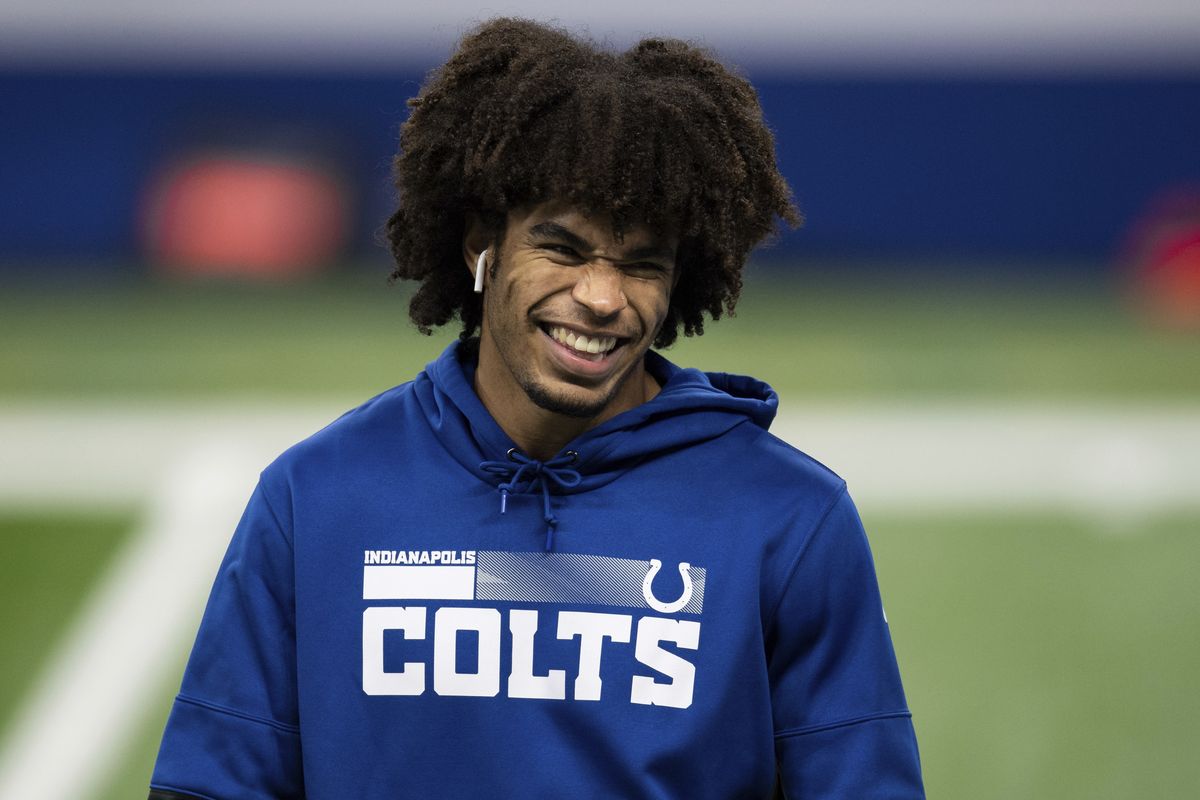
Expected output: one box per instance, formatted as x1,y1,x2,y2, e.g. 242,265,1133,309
256,379,419,499
715,415,849,505
695,420,858,607
658,360,847,507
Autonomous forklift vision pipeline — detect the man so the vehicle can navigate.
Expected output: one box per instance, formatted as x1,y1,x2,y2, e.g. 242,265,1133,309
150,18,923,799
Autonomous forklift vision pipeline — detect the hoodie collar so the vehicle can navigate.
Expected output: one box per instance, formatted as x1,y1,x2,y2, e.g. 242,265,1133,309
417,339,777,494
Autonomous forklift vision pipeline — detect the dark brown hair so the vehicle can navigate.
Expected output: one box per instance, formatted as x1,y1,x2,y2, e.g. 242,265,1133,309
386,17,799,348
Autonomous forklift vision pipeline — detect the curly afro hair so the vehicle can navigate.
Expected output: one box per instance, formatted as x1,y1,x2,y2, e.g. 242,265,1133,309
386,17,799,348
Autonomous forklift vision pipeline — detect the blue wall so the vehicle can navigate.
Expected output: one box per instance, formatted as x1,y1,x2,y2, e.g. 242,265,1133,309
2,68,1198,272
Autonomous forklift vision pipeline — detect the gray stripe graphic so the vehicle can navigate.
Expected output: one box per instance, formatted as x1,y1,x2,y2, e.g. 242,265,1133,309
475,551,705,615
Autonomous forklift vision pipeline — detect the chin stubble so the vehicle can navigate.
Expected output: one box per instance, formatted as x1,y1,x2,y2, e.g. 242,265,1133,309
521,378,612,418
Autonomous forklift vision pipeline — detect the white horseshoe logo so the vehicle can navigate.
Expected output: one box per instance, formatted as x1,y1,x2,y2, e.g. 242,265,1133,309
642,559,694,614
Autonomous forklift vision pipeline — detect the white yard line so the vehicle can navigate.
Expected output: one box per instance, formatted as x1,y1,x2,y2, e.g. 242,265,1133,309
0,400,1197,799
769,403,1200,514
3,400,1198,512
0,402,339,509
0,440,270,800
0,405,333,800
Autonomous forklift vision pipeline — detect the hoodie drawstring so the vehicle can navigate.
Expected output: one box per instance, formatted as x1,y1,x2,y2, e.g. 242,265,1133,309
479,449,582,551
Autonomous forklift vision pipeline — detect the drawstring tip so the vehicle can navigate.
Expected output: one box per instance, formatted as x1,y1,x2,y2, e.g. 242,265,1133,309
479,451,580,551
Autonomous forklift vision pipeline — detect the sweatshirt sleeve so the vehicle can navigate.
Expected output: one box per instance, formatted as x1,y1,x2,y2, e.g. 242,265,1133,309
768,487,924,798
149,480,304,800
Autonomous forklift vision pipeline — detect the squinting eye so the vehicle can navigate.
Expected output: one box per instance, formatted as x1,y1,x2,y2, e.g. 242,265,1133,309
627,263,666,275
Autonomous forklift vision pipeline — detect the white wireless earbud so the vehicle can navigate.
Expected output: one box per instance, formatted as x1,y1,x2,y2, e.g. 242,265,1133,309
474,249,487,293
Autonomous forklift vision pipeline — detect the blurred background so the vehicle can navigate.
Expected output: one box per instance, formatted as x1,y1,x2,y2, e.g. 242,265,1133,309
1,2,1198,798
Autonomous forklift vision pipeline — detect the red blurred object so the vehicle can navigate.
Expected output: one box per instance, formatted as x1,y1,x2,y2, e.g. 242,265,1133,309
142,152,350,279
1124,187,1200,330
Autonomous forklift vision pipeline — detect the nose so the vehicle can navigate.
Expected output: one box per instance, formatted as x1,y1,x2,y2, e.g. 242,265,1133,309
571,261,627,319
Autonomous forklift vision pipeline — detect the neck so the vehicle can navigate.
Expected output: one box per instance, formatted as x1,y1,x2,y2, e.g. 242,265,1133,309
477,399,591,461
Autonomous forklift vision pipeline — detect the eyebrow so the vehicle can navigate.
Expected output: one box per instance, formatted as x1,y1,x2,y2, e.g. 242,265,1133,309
526,221,674,262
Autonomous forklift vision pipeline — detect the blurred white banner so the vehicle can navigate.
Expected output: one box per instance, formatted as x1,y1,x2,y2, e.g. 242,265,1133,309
2,1,1199,71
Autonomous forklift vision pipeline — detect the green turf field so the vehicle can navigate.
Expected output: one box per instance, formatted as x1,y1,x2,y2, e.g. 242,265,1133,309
871,511,1200,800
0,512,134,731
2,274,1197,798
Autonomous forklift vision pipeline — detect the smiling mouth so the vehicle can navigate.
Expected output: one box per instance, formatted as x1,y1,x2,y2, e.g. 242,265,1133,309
542,324,627,361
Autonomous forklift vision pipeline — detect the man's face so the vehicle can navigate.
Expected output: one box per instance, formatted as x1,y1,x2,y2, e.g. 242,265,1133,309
476,202,677,426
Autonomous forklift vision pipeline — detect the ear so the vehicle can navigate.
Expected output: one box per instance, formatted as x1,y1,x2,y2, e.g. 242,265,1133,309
462,213,492,286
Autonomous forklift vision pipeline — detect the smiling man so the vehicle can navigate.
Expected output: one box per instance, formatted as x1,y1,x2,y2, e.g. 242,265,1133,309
150,18,924,800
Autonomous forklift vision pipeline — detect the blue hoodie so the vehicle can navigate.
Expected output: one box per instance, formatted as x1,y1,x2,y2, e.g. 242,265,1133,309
151,341,924,799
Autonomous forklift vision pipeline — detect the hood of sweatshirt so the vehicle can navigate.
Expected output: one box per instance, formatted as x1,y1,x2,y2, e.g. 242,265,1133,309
413,339,777,499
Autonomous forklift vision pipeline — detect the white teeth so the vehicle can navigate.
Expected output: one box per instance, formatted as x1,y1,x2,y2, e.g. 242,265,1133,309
549,326,616,355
